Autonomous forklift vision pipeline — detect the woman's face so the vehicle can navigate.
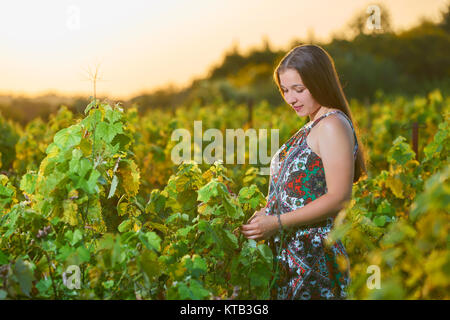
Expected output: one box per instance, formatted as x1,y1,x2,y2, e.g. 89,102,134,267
279,68,321,119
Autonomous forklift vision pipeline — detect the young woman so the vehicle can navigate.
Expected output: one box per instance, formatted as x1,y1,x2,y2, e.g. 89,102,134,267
241,44,367,300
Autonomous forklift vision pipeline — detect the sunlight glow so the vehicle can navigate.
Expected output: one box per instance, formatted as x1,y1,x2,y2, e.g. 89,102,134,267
0,0,446,99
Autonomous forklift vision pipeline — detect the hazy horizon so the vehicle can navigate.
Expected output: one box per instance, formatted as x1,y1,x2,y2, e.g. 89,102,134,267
1,0,447,100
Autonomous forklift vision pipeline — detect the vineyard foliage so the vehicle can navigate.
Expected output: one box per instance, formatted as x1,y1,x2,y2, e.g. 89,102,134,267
0,89,449,299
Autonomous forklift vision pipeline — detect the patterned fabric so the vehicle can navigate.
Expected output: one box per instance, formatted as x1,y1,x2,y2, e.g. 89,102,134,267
265,109,358,300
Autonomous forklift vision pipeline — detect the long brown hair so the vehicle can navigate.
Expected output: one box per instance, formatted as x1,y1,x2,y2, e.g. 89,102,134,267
273,44,368,183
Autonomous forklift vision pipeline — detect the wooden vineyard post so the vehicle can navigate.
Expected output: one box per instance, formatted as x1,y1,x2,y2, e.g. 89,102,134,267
402,121,426,161
412,121,419,161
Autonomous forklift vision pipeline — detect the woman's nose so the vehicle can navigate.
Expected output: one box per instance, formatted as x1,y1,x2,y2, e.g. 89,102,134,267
286,96,297,105
284,93,296,104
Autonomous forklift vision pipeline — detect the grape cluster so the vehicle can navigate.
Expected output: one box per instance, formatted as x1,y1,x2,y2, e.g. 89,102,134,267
36,226,51,239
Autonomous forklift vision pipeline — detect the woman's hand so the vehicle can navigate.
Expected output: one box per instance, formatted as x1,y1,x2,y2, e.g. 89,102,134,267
246,207,266,224
241,214,279,240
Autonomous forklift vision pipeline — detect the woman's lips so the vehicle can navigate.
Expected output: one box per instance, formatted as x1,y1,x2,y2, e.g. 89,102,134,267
293,105,303,111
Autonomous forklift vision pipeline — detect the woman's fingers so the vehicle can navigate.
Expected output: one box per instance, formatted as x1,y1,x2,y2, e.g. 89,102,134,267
241,220,260,231
246,214,257,224
242,211,268,240
241,228,259,236
247,208,266,224
242,229,259,236
242,231,262,239
241,223,263,239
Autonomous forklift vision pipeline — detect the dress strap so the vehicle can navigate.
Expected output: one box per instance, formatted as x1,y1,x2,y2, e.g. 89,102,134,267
309,110,339,129
308,110,359,158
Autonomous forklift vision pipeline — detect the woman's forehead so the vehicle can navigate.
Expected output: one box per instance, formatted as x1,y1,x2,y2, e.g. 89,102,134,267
279,69,304,86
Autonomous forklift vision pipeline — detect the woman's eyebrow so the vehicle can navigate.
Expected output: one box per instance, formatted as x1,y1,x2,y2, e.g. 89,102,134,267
281,84,305,88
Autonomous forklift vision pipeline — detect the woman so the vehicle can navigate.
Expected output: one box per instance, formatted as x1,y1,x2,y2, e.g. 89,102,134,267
241,44,367,300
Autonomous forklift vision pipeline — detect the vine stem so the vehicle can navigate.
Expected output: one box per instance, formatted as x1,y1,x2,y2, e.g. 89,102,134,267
267,223,286,299
109,269,129,298
80,98,100,287
28,241,59,299
42,250,59,299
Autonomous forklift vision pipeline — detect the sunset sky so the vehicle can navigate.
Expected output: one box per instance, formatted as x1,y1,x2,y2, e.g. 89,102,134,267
1,0,447,100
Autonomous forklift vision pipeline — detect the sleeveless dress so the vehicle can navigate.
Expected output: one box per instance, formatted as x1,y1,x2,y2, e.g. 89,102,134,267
265,109,358,300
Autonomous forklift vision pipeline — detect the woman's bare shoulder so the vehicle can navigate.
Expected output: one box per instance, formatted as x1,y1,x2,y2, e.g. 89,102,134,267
317,110,355,148
318,109,352,132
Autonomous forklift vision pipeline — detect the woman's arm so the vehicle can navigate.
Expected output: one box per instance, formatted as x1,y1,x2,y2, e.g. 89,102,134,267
241,114,355,239
280,114,355,229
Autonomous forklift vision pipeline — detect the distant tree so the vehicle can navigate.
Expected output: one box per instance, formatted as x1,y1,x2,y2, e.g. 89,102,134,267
208,44,248,80
394,19,450,82
325,42,405,101
127,2,449,111
438,2,450,33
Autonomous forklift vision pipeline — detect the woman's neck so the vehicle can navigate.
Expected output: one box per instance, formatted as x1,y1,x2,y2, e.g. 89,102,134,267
308,106,333,123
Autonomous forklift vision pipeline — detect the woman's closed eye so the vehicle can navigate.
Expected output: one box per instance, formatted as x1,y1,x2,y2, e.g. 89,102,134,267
283,89,304,93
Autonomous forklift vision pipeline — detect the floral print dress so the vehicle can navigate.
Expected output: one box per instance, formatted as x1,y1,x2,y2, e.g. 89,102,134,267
265,109,358,300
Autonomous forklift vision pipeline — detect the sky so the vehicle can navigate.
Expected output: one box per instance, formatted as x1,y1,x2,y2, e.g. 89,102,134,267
0,0,448,100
